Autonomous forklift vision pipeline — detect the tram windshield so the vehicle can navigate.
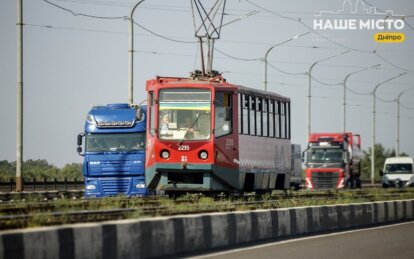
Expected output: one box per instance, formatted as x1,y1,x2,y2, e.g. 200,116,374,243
158,89,211,141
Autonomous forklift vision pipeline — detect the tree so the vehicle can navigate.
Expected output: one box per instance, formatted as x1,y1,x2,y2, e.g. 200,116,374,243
0,160,15,181
0,160,83,181
60,163,83,180
360,143,409,181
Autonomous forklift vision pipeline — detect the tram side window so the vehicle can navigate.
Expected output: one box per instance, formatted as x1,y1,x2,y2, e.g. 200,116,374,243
263,99,268,137
149,92,155,136
269,100,274,138
286,102,291,139
275,101,280,138
215,92,232,138
242,94,249,135
249,96,256,136
256,97,262,136
238,93,242,134
281,101,286,139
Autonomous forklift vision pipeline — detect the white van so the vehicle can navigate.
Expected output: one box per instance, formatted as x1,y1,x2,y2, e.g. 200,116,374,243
380,157,414,188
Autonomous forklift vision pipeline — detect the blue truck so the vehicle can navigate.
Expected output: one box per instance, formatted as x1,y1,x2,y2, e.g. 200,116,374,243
77,103,148,197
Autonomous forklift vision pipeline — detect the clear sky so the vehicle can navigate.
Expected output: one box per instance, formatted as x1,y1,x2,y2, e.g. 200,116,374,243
1,0,413,167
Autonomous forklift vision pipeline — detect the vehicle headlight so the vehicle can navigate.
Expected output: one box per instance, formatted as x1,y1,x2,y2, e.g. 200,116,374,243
136,183,146,189
85,184,96,190
86,115,96,125
199,150,208,160
161,150,170,159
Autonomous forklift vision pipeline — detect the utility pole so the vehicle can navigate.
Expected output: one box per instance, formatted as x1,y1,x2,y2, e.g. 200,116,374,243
395,87,414,156
370,72,406,185
307,51,349,138
263,32,309,92
16,0,24,192
342,64,380,132
128,0,146,104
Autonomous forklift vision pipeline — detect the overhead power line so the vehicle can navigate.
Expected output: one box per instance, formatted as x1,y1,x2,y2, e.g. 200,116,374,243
214,47,261,61
267,62,307,76
43,0,196,44
44,0,127,19
132,21,196,44
245,0,414,74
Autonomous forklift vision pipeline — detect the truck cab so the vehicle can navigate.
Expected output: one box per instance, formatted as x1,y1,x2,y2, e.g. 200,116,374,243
77,103,148,197
303,132,361,189
380,157,414,188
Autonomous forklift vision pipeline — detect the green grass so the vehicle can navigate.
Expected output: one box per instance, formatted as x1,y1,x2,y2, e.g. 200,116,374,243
2,188,414,229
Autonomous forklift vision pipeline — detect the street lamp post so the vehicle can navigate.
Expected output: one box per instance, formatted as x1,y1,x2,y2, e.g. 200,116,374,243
307,51,350,138
129,0,146,104
263,31,310,91
342,64,380,132
396,87,414,156
371,72,407,184
16,0,24,192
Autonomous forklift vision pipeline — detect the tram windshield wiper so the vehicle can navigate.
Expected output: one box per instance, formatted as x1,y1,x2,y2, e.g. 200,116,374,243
180,114,203,144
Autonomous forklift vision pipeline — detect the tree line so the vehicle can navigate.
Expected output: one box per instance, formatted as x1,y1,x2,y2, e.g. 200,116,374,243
0,160,82,181
360,143,409,181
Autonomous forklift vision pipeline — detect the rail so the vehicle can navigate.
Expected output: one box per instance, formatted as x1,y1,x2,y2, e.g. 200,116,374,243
1,188,414,230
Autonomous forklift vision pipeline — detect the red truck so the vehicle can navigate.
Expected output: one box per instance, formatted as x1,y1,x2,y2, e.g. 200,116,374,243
303,132,362,189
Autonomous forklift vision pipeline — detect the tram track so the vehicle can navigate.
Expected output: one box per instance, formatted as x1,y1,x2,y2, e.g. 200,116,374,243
1,188,413,230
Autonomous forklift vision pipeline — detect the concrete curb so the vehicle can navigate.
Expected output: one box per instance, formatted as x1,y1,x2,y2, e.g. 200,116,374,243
1,199,413,259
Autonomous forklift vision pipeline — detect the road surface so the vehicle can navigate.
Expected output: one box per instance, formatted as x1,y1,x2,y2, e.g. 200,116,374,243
184,221,414,259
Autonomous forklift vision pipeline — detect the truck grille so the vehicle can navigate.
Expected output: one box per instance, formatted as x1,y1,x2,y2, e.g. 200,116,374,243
312,172,339,189
101,178,130,195
100,161,130,175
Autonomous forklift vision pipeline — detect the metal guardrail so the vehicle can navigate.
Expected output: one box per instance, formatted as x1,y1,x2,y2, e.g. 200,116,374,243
0,190,84,202
0,178,84,192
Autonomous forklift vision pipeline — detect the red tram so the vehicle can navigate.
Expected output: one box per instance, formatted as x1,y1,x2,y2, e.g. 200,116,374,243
145,72,292,194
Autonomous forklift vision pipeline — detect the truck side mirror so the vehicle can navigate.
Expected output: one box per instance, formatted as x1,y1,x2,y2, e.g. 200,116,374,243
77,134,83,146
77,146,84,156
225,107,232,121
379,170,384,176
77,133,84,156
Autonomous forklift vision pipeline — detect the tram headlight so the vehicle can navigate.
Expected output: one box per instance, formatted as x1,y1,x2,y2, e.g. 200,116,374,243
161,150,170,159
199,150,208,160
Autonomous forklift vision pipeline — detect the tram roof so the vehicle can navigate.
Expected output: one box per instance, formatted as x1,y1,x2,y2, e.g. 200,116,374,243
147,75,290,102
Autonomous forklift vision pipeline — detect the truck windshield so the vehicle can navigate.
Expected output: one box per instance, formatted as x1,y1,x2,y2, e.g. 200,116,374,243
385,164,413,174
85,133,145,152
158,89,211,141
307,148,344,163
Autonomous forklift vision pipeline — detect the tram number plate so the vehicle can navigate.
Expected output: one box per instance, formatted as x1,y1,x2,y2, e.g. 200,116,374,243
178,145,190,151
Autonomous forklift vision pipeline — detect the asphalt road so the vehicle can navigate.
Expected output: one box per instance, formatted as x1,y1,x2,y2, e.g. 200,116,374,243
184,222,414,259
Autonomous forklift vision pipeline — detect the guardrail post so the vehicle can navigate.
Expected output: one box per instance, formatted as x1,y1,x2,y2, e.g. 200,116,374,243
64,177,67,191
32,178,35,191
43,177,47,190
74,177,77,190
54,178,57,190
